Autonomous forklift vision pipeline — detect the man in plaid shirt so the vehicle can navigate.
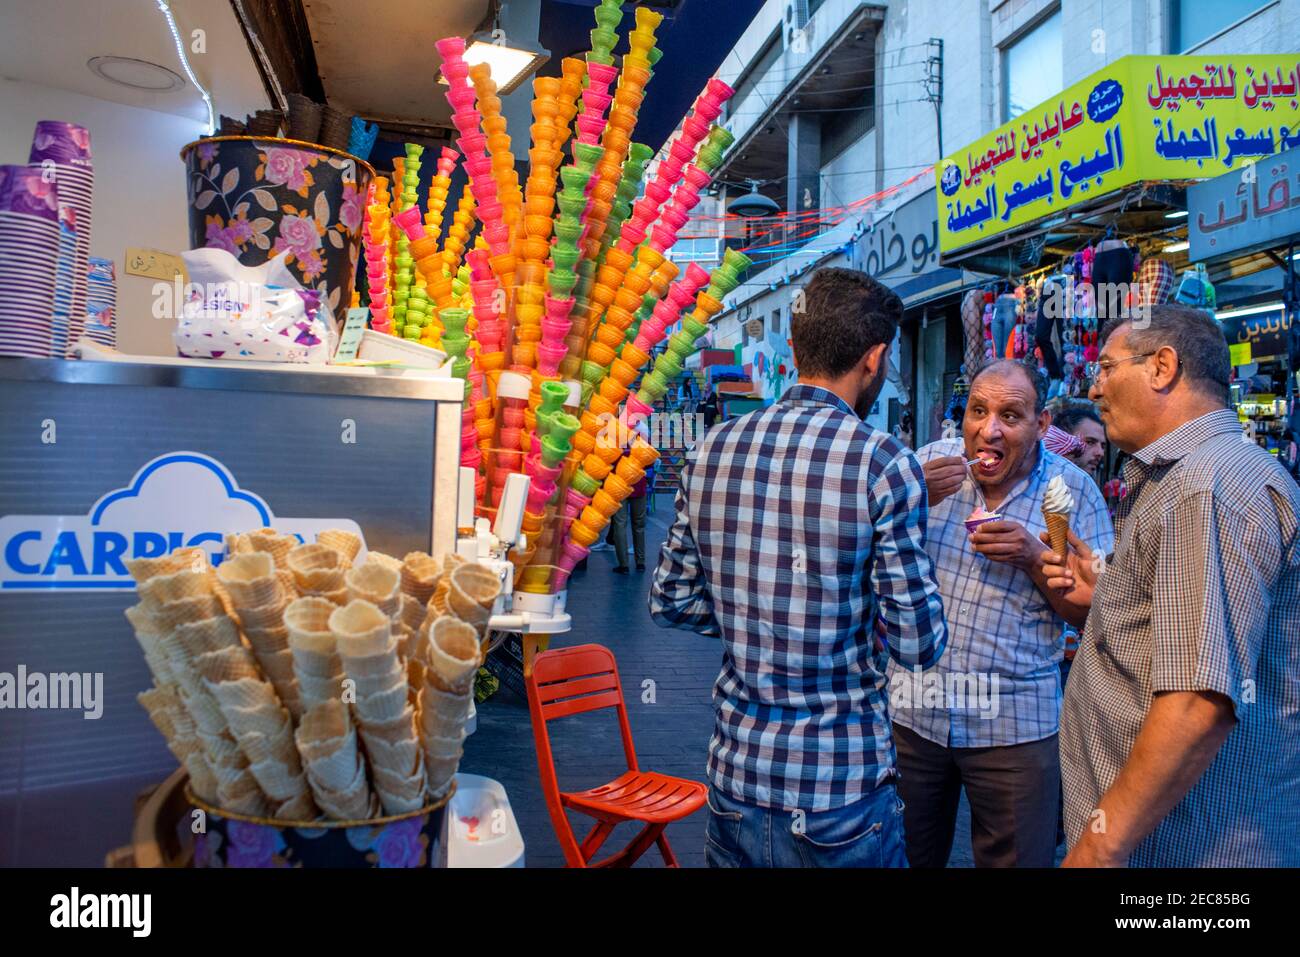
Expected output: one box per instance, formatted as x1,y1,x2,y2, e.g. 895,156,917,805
650,268,947,867
1044,306,1300,866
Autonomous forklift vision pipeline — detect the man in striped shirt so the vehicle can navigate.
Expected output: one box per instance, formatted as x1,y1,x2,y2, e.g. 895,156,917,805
650,267,947,867
1045,305,1300,866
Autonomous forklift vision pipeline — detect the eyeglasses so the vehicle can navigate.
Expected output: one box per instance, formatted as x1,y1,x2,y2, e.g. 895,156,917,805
1086,352,1156,381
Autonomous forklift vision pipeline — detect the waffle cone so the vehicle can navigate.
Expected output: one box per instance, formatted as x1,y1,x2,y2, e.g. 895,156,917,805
124,602,163,638
329,599,392,657
359,707,417,746
429,616,482,690
211,759,256,790
273,792,320,822
243,625,290,656
287,543,347,592
365,551,404,573
216,552,280,607
356,682,411,724
424,754,461,796
174,615,242,660
184,753,219,803
139,568,214,607
239,727,299,766
429,578,452,617
125,552,189,583
1043,509,1071,557
194,643,260,684
223,702,292,741
182,687,229,736
248,764,310,803
292,646,341,679
246,529,296,567
399,593,427,632
346,562,401,616
316,529,362,563
237,596,289,631
297,673,345,708
450,563,501,609
419,684,472,725
352,667,404,700
152,594,224,631
285,596,338,653
400,551,442,603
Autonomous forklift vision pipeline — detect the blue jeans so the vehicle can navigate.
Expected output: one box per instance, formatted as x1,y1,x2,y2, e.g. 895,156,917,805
992,295,1018,358
704,780,908,868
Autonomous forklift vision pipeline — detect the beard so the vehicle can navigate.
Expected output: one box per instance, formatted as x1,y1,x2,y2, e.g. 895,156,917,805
853,367,887,420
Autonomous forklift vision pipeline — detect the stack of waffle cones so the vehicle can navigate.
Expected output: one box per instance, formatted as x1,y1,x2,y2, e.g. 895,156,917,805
331,599,426,815
129,531,501,822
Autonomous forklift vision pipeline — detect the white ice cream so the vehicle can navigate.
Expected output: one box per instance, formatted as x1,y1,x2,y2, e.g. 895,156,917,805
1043,474,1074,514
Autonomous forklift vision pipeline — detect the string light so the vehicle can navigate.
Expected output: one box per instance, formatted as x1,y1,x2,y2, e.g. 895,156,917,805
156,0,215,135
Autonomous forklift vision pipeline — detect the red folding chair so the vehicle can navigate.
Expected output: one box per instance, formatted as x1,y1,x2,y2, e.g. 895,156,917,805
526,643,706,867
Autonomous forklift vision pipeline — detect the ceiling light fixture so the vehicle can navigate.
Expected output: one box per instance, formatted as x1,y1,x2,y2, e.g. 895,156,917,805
1164,210,1188,219
154,0,215,135
436,0,550,95
1163,240,1190,253
728,181,781,217
87,56,185,92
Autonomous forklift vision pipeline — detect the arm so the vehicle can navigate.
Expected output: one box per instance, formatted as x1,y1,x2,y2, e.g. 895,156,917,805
870,450,947,669
1063,690,1235,866
648,457,721,637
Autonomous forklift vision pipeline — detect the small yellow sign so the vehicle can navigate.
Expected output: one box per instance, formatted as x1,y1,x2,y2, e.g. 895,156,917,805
124,248,186,281
1229,341,1253,366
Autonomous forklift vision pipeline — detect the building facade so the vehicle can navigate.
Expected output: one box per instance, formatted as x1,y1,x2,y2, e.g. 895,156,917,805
679,0,1300,438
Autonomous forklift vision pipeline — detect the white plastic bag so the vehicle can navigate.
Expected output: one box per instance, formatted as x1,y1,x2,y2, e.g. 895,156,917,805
174,248,336,363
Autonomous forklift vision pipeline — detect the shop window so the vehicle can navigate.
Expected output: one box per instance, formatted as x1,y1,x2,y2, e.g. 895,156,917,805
1169,0,1269,52
770,309,782,335
1000,8,1062,123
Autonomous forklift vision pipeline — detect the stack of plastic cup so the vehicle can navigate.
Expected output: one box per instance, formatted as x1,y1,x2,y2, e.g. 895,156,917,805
492,371,532,509
649,125,735,256
469,63,523,252
582,248,678,403
582,7,661,261
400,143,423,211
0,165,60,357
637,250,751,408
556,58,588,148
364,199,393,333
633,262,710,353
422,147,459,245
438,36,512,297
594,143,654,267
552,148,599,370
554,437,659,589
440,183,476,289
587,0,623,67
28,122,92,356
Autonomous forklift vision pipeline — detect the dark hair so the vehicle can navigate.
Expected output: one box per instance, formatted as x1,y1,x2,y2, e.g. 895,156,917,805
790,267,903,378
970,358,1048,413
1100,304,1230,404
1051,400,1103,434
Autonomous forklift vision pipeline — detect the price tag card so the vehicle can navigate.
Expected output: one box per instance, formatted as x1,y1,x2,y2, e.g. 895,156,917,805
333,307,370,362
1229,341,1252,367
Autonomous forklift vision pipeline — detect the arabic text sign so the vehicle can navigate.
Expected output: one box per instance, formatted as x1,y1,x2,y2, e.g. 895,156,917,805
859,188,942,281
0,452,365,591
937,55,1300,253
1188,143,1300,261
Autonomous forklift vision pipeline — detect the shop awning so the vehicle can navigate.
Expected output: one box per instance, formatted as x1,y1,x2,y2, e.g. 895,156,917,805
937,54,1300,270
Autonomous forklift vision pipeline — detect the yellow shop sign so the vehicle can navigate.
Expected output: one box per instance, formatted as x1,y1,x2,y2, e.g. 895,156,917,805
936,54,1300,253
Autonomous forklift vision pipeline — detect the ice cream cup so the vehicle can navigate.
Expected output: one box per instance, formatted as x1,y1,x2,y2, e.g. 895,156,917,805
964,512,1004,535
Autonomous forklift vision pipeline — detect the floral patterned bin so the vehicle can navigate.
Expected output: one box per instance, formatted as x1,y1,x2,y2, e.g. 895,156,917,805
180,137,376,326
187,785,452,868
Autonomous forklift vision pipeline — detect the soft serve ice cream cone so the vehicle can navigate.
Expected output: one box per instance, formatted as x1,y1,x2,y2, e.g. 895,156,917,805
1042,474,1074,556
